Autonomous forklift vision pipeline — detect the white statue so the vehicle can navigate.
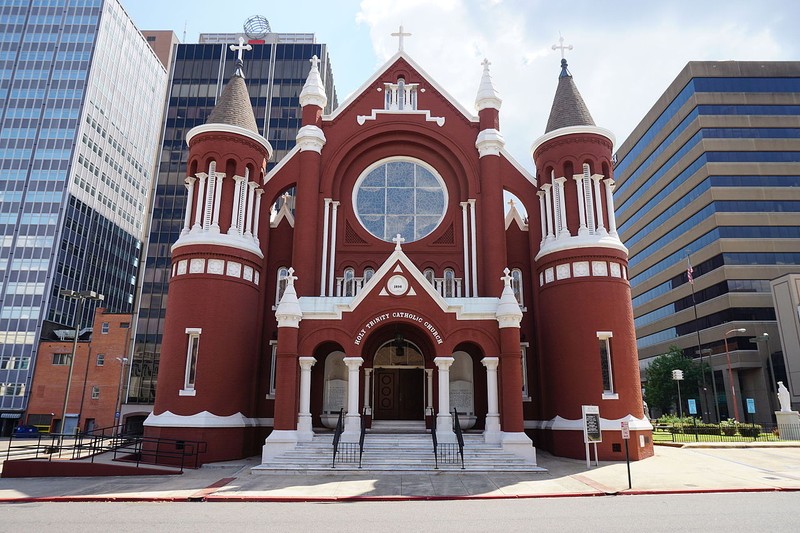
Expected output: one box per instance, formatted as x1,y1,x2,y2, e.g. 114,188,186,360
778,381,792,412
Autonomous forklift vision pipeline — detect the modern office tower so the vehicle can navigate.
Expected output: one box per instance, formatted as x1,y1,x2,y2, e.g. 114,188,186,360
0,0,167,433
126,27,337,429
614,61,800,423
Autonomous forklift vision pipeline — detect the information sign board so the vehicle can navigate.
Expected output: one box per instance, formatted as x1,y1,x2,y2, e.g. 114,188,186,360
582,405,602,443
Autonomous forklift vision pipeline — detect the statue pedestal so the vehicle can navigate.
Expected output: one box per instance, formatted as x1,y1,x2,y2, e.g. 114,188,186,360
775,411,800,440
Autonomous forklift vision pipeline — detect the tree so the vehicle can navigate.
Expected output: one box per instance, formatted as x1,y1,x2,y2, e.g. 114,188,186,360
644,346,705,416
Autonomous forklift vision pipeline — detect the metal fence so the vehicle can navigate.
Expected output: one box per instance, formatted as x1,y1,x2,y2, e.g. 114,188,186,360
651,422,800,443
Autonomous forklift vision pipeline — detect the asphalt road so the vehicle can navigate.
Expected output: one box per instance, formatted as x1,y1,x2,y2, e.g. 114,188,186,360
3,492,799,532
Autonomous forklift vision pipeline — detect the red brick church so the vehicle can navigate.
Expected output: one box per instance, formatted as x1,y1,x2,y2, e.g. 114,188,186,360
145,34,654,466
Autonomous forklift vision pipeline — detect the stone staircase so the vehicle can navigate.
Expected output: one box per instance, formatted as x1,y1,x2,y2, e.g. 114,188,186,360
252,430,545,474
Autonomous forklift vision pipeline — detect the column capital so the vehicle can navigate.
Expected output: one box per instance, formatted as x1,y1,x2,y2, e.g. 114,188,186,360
434,356,455,370
298,356,316,370
343,356,364,369
481,356,499,370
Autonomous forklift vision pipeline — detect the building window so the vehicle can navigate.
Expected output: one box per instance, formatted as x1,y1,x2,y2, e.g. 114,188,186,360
183,328,201,392
0,383,25,396
363,267,374,284
52,353,70,365
598,332,614,395
343,267,355,297
91,386,100,399
384,77,418,111
424,268,435,285
276,266,289,305
268,340,278,398
96,353,105,366
101,322,109,334
521,342,530,400
443,268,456,297
1,357,29,370
353,157,447,243
120,322,130,329
511,268,524,307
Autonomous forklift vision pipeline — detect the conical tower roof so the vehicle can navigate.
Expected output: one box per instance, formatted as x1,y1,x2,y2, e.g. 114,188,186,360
544,59,595,133
206,68,259,134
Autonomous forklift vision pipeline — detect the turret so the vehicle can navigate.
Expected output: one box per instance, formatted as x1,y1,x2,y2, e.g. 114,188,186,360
145,39,274,463
530,50,652,461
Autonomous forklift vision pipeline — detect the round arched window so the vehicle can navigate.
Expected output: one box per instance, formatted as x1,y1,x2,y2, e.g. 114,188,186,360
353,158,447,242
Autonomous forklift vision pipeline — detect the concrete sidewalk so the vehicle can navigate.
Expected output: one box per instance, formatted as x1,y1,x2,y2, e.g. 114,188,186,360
2,444,800,502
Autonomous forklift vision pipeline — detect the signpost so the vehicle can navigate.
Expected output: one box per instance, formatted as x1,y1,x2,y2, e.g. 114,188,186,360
746,398,755,424
621,420,632,489
582,405,601,468
687,399,697,416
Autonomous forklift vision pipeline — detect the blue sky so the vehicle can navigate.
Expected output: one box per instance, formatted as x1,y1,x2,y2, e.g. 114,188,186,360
122,0,800,171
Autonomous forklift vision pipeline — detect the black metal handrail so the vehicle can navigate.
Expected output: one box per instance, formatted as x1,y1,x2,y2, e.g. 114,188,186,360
430,410,439,469
452,409,465,469
358,411,367,468
331,408,344,468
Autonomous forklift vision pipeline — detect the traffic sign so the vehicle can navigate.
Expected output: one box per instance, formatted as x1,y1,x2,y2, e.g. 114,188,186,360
620,420,630,440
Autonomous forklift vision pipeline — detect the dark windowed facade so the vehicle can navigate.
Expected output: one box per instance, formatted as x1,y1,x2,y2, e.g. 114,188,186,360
614,61,800,423
130,34,337,406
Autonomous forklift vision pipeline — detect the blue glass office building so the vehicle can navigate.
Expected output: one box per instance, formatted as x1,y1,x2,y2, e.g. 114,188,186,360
614,61,800,423
0,0,167,431
127,30,336,424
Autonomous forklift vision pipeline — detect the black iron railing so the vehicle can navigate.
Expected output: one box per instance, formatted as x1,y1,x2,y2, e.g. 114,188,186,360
358,411,367,468
453,409,465,469
430,409,439,469
331,408,344,468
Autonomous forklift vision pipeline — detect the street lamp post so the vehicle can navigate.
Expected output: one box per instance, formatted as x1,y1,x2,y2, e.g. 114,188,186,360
695,348,713,422
115,356,128,434
672,369,684,419
751,333,776,414
58,289,104,435
723,327,746,421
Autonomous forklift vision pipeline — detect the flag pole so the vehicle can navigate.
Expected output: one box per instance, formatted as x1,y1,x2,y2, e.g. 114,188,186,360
687,253,713,422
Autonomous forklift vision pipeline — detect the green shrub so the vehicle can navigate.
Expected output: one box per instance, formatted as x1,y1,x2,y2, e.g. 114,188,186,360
738,424,762,438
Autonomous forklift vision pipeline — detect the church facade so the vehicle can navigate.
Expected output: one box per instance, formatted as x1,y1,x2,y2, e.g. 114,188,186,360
144,38,654,466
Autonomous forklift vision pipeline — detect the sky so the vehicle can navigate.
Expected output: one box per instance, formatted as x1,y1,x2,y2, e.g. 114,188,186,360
123,0,800,172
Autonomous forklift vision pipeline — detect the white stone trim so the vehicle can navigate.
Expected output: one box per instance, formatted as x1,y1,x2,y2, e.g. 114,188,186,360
144,410,272,428
178,389,196,397
530,125,615,157
320,198,332,296
357,108,445,127
610,262,621,278
207,259,224,275
556,264,570,280
592,261,608,277
460,202,470,298
328,201,340,297
189,258,205,274
227,261,242,278
296,125,326,153
182,176,196,235
187,123,273,157
177,259,187,275
469,199,478,297
525,414,653,431
535,233,628,261
173,258,259,285
475,128,505,157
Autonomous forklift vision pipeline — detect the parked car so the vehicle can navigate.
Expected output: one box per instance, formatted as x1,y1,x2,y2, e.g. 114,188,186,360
12,425,40,438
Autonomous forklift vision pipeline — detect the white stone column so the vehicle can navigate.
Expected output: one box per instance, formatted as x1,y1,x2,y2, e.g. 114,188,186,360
363,368,372,416
253,189,264,244
434,356,456,443
297,356,316,442
542,183,554,241
211,173,224,232
604,178,618,236
592,175,607,234
320,198,331,296
182,177,196,235
229,175,245,235
245,181,257,237
573,175,588,235
460,201,470,297
425,368,434,417
554,177,569,238
328,201,340,297
193,173,206,230
536,191,546,245
342,356,363,442
468,199,478,297
481,357,501,444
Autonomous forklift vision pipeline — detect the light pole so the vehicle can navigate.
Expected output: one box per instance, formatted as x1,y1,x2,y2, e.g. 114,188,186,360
115,356,128,434
59,289,104,435
723,327,746,421
672,369,684,419
695,347,713,422
751,333,775,413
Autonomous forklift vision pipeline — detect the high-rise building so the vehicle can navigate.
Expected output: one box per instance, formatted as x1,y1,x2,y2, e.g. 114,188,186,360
614,61,800,423
126,27,337,430
0,0,167,433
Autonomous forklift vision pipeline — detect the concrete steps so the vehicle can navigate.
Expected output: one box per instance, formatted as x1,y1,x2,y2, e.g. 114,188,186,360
253,431,545,474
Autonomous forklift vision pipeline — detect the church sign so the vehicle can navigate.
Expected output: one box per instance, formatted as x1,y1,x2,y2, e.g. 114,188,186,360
354,311,444,345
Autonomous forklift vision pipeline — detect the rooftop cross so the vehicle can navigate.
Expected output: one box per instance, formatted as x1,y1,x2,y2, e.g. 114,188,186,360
391,25,412,52
481,58,491,70
392,233,405,251
285,266,298,286
230,37,253,77
501,267,513,287
551,34,573,59
309,55,320,70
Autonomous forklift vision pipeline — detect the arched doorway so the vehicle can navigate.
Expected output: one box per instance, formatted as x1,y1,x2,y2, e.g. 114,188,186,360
372,337,426,421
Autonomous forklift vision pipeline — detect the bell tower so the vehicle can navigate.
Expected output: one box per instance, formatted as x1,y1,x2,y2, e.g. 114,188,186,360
145,39,273,463
531,49,653,460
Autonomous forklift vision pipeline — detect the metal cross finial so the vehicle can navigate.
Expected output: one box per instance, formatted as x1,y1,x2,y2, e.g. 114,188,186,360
285,267,298,286
551,34,573,59
501,267,513,287
391,25,412,52
392,233,405,251
230,36,253,63
507,198,515,208
481,58,491,70
309,55,320,70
